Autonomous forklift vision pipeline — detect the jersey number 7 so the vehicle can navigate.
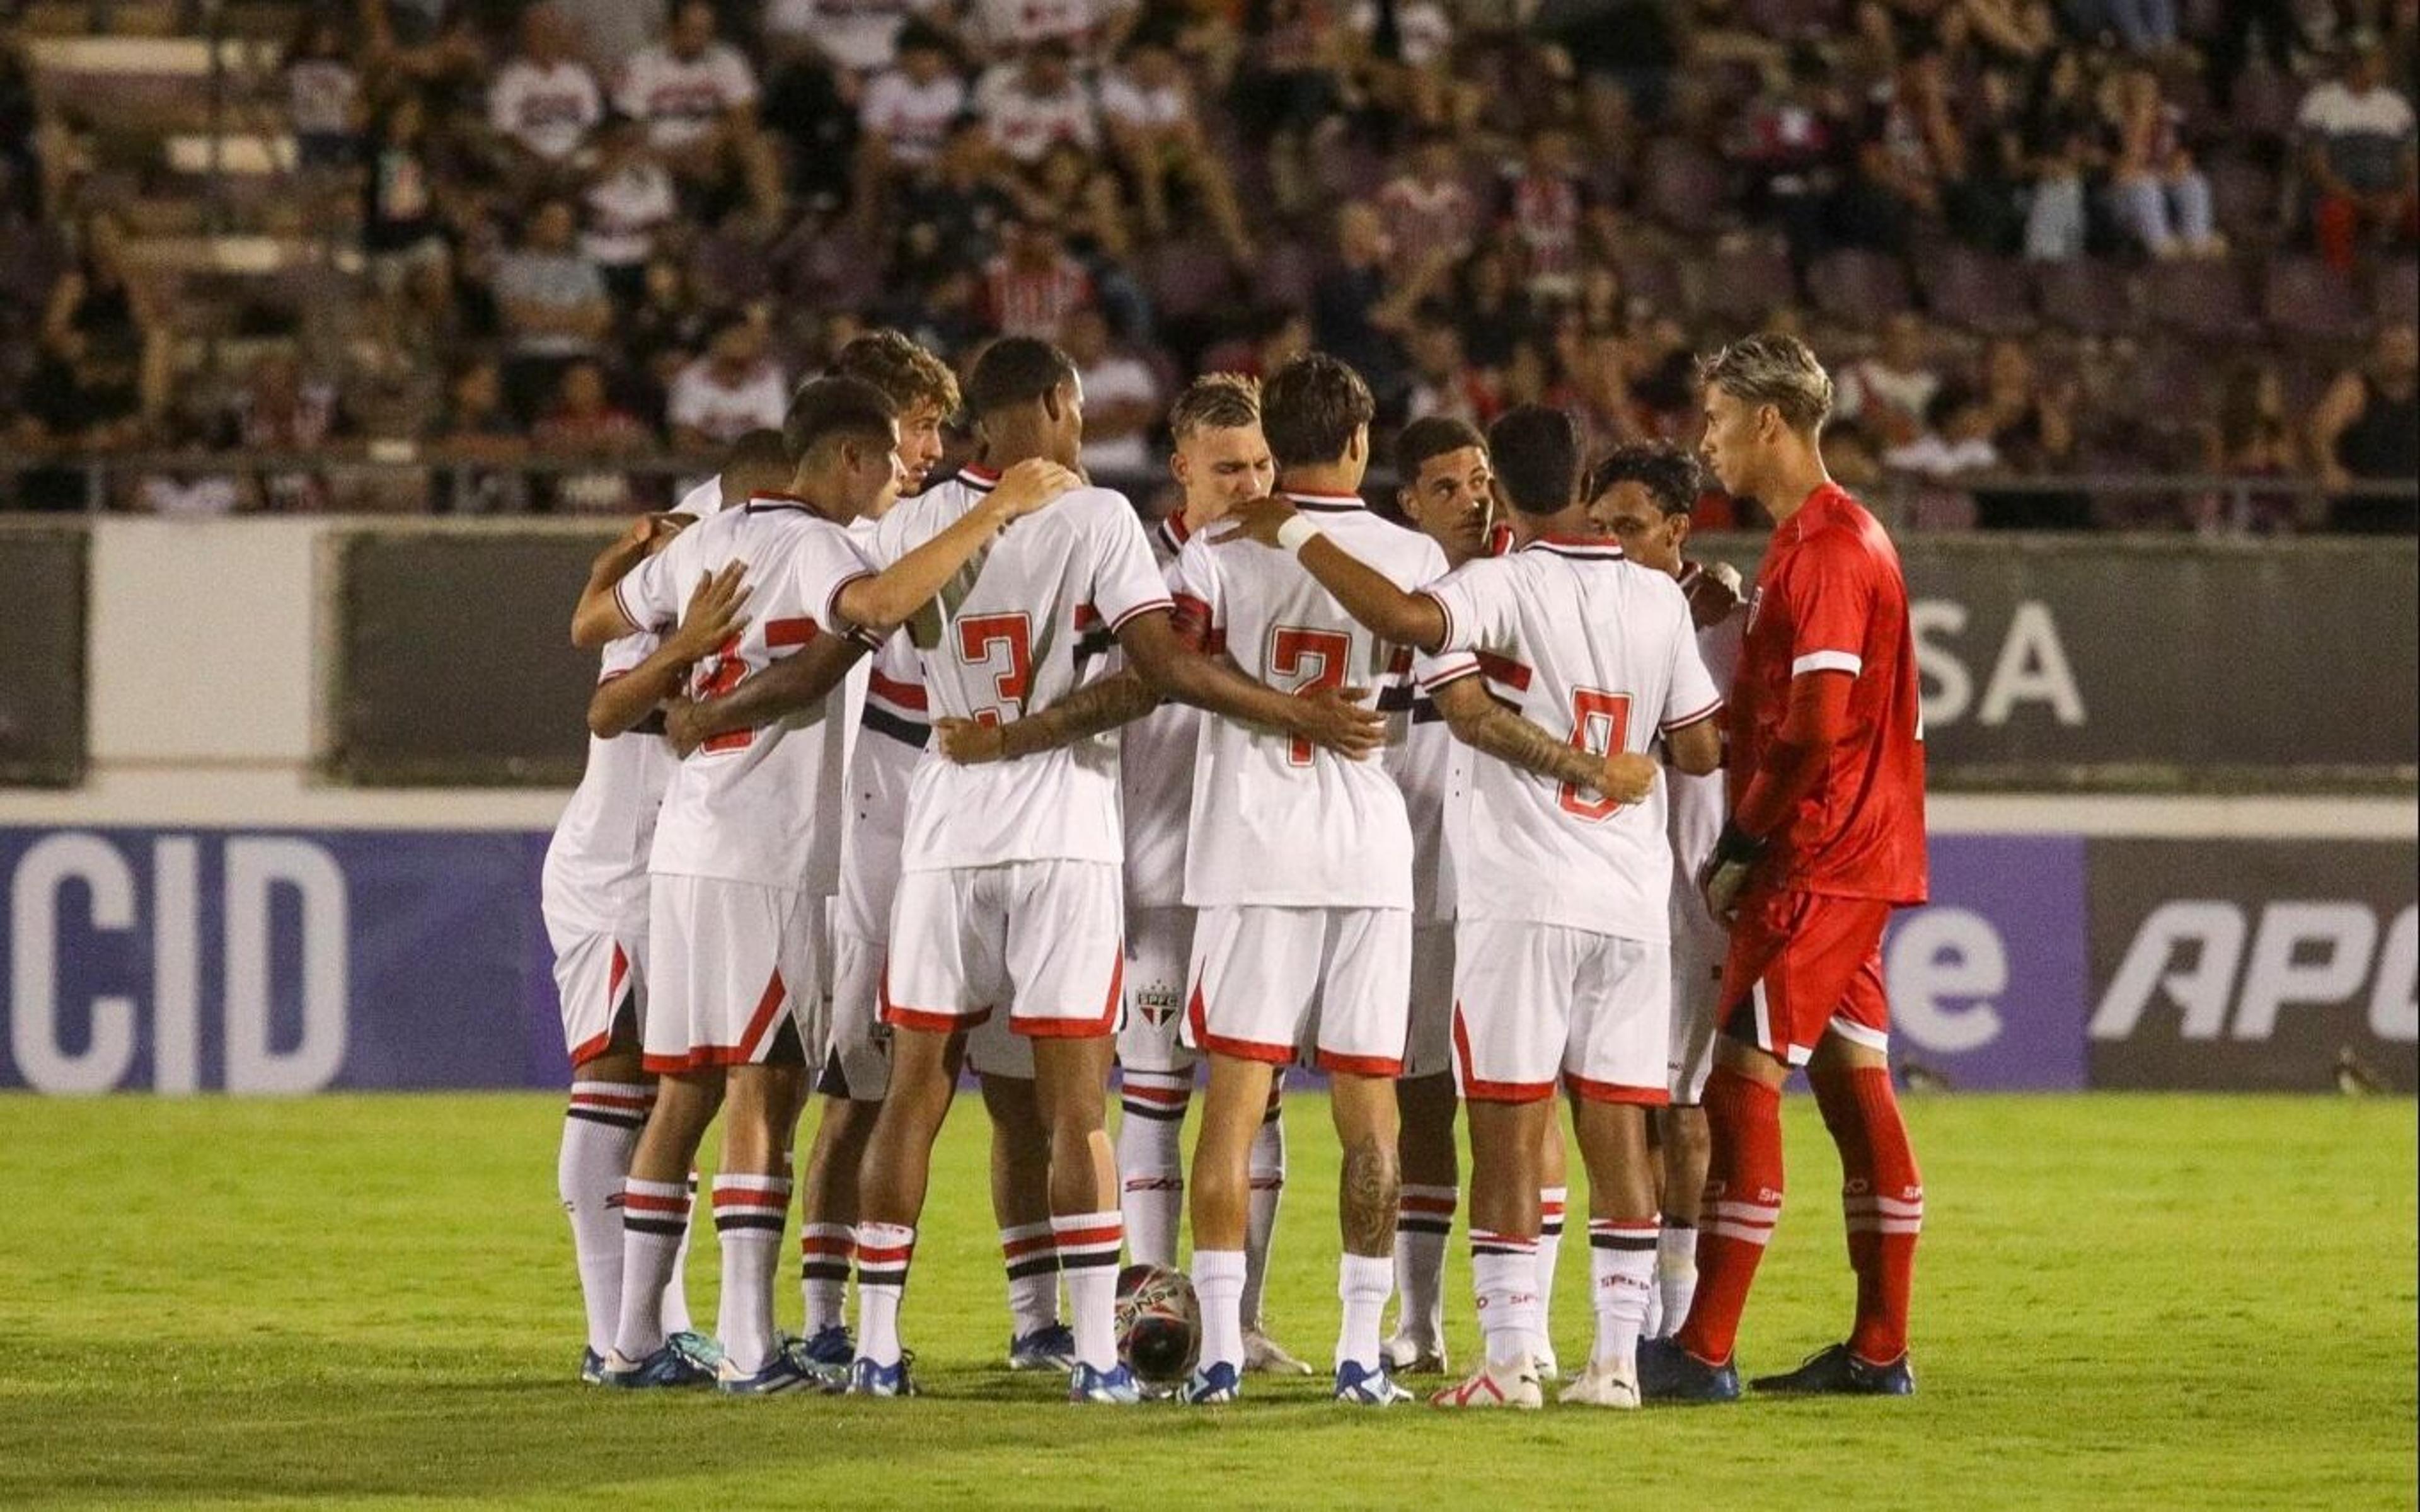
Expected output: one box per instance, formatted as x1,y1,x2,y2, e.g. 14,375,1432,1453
1270,625,1351,767
1560,688,1632,821
958,612,1034,727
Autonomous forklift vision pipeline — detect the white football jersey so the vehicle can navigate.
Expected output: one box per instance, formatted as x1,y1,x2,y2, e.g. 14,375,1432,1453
488,57,602,161
1121,514,1199,910
616,42,758,147
1667,567,1745,941
1417,536,1723,941
871,465,1172,871
1386,660,1468,924
667,360,788,446
541,631,674,939
1173,491,1438,910
613,496,879,891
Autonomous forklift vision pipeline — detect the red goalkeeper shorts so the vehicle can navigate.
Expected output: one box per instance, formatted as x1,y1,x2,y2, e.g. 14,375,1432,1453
1716,886,1893,1068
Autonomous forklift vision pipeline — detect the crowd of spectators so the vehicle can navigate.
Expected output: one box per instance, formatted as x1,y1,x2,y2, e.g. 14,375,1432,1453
0,0,2412,529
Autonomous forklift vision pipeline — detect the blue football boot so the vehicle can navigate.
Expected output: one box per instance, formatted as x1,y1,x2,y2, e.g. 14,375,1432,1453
1008,1323,1080,1372
717,1351,821,1396
1332,1359,1414,1406
1179,1361,1242,1404
1636,1337,1741,1404
1750,1343,1916,1396
601,1343,717,1389
579,1347,606,1385
1067,1362,1146,1404
846,1355,918,1398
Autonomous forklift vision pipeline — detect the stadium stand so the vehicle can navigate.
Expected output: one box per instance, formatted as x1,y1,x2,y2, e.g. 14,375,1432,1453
0,0,2411,530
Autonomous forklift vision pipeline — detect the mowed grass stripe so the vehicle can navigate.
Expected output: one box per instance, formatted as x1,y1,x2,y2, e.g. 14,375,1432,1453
0,1093,2409,1509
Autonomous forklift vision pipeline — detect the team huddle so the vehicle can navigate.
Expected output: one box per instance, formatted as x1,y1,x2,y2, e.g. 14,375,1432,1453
539,326,1930,1409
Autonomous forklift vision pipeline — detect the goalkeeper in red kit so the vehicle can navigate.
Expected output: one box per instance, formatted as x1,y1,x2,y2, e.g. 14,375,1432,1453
1640,335,1929,1402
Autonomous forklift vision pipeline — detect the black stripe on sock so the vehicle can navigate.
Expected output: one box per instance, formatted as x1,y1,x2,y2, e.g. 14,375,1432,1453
623,1218,689,1237
1396,1218,1452,1236
1057,1251,1121,1270
1541,1221,1565,1237
1471,1242,1535,1259
1589,1234,1658,1252
800,1261,851,1281
1004,1256,1060,1281
567,1109,649,1131
1119,1101,1185,1121
715,1215,787,1233
855,1267,909,1288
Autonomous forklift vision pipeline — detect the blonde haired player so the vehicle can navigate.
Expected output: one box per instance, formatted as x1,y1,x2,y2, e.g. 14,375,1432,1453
1224,402,1724,1410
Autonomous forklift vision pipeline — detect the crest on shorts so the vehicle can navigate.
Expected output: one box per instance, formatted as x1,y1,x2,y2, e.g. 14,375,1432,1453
1135,983,1179,1029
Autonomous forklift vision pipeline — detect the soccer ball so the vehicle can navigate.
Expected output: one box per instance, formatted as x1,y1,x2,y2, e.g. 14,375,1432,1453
1114,1263,1202,1387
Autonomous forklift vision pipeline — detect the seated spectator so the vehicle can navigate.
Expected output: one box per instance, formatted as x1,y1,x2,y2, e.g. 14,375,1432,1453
1402,302,1497,428
429,356,532,514
1348,0,1465,131
1974,338,2088,527
2297,40,2419,273
1101,36,1253,260
896,117,1018,286
1833,312,1942,449
1727,47,1852,270
667,310,789,452
1315,200,1451,415
1232,0,1356,217
860,23,969,173
582,114,679,304
968,0,1109,58
977,42,1101,167
214,352,356,513
766,0,955,83
488,4,604,186
1501,125,1591,299
488,198,614,420
38,210,169,443
362,95,453,292
1840,48,1966,253
2309,322,2419,532
282,12,362,172
615,0,782,218
980,211,1095,337
2104,65,2222,258
1885,383,2000,528
2196,359,2304,533
361,0,488,116
1376,130,1481,273
533,358,650,512
1064,307,1163,476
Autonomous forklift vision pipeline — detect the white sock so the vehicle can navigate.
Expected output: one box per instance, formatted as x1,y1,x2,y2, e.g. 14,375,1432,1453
610,1176,691,1362
1535,1186,1567,1359
1117,1071,1190,1269
712,1174,792,1374
1335,1252,1393,1372
799,1221,852,1336
1470,1236,1540,1373
659,1171,698,1335
1193,1248,1248,1373
560,1082,649,1355
1588,1219,1659,1370
1657,1225,1699,1339
1392,1184,1455,1348
1242,1091,1286,1327
1054,1210,1125,1371
853,1222,916,1366
1001,1220,1061,1337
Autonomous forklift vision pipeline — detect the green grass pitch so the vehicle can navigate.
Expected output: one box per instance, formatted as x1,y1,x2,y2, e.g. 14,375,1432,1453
1,1092,2411,1509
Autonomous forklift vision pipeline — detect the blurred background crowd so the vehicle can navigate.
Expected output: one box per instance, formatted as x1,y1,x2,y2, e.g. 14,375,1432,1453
0,0,2412,529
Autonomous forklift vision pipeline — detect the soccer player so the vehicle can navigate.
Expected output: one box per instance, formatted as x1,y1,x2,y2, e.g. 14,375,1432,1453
845,336,1380,1404
1586,442,1747,1341
936,374,1320,1376
570,375,1076,1393
544,434,790,1383
1639,333,1928,1402
1155,352,1448,1409
1223,403,1724,1410
1378,415,1488,1378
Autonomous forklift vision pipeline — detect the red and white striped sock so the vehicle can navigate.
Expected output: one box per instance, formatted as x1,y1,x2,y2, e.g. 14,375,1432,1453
1587,1217,1659,1370
1535,1186,1568,1356
559,1081,651,1356
1470,1231,1541,1372
1054,1210,1125,1371
712,1174,792,1375
1001,1220,1061,1337
853,1222,916,1367
659,1172,698,1336
798,1221,852,1337
1117,1070,1190,1269
611,1176,691,1362
1819,1066,1923,1365
1240,1085,1285,1327
1675,1068,1785,1368
1393,1183,1456,1349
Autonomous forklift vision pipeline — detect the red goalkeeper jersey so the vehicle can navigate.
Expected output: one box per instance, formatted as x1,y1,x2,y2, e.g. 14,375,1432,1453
1729,482,1928,905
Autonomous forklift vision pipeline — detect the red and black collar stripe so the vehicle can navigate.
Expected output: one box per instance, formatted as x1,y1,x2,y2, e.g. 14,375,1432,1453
1282,489,1366,513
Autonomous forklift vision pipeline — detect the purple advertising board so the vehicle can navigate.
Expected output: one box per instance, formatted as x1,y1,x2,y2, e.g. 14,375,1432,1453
0,824,2094,1096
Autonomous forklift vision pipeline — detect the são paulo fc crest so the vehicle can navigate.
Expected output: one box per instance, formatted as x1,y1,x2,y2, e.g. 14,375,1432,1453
1135,983,1180,1029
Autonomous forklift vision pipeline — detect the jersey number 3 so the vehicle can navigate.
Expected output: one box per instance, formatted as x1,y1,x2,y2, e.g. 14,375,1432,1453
957,612,1034,727
1560,689,1632,821
1270,626,1351,767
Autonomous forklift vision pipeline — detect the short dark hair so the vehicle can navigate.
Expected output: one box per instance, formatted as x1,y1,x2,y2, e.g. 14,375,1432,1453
722,427,793,480
1395,415,1485,483
1586,441,1702,517
1260,352,1375,470
783,375,897,461
965,336,1076,418
1487,404,1582,516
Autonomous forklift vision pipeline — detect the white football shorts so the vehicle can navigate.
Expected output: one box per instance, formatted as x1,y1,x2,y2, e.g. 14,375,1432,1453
550,928,646,1068
1451,919,1671,1106
1117,905,1197,1077
643,874,820,1075
883,859,1125,1040
1182,905,1412,1077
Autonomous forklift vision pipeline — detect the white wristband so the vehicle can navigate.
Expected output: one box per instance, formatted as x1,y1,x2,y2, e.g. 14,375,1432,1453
1276,514,1324,554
